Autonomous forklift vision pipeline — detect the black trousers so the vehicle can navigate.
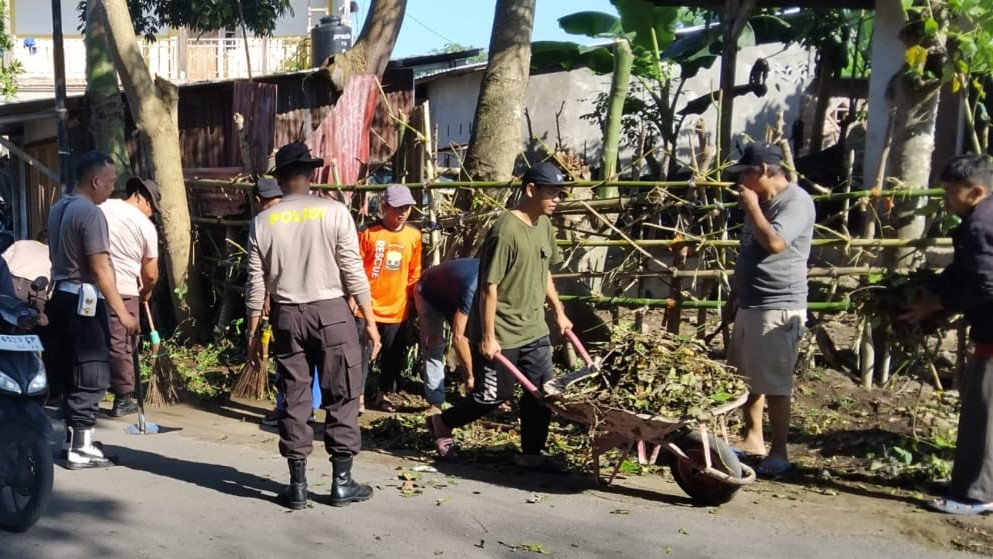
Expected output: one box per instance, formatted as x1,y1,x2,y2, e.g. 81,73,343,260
949,355,993,502
271,298,363,460
43,290,112,429
356,318,409,395
440,337,553,455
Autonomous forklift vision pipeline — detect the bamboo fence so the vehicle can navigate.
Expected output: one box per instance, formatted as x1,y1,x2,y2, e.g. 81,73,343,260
186,172,956,390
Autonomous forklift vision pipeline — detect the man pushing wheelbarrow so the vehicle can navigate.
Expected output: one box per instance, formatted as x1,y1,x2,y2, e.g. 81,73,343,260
426,162,573,473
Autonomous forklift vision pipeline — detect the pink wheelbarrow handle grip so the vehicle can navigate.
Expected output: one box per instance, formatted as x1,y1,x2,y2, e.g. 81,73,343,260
494,353,543,399
493,330,594,400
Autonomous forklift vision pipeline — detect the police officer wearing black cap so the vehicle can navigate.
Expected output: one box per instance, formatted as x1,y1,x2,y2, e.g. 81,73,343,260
245,141,381,509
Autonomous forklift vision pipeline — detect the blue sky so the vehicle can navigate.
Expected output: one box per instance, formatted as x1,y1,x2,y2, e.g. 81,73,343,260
364,0,618,58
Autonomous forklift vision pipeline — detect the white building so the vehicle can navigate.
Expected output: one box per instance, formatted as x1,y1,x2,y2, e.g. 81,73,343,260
4,0,339,100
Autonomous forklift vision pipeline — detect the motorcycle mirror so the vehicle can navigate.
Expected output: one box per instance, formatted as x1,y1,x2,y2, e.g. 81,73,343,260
30,276,48,292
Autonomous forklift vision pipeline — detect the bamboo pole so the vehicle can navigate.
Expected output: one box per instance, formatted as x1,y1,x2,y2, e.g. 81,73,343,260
551,266,891,280
558,295,850,312
556,237,952,248
186,178,736,191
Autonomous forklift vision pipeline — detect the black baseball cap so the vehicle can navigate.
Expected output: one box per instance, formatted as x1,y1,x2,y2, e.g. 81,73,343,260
727,142,784,174
126,176,162,213
253,177,283,200
270,142,324,176
522,162,565,187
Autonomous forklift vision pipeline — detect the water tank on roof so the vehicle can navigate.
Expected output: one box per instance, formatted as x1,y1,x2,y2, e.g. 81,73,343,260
311,16,352,67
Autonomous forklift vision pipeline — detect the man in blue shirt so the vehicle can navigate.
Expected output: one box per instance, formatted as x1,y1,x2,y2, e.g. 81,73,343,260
415,258,479,415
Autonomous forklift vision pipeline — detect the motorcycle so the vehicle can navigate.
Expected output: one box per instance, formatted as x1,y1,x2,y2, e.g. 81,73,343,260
0,277,53,533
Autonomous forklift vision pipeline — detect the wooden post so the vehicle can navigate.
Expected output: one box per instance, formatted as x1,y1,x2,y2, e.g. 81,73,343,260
51,0,73,193
717,0,757,164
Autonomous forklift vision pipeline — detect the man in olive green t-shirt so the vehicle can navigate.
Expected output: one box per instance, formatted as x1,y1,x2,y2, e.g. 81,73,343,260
427,162,574,471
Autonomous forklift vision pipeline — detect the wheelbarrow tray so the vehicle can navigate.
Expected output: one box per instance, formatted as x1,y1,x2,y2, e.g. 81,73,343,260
545,387,750,441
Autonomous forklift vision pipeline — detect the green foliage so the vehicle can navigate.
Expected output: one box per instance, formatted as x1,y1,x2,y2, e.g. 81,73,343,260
0,0,21,98
561,325,747,418
280,36,310,72
428,43,488,63
77,0,293,40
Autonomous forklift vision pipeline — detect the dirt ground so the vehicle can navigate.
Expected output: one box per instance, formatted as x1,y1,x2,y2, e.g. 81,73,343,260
158,308,991,556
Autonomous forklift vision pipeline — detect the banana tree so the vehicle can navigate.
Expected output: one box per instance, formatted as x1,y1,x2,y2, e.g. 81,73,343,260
532,2,793,181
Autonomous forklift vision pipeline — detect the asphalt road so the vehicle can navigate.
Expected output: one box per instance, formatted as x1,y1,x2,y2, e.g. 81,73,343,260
0,408,975,559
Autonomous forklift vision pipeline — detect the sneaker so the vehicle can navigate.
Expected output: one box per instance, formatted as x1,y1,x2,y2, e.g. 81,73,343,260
111,393,140,417
261,407,280,427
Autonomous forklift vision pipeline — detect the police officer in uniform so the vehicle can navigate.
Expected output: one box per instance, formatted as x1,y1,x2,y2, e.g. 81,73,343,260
46,151,140,469
245,142,382,509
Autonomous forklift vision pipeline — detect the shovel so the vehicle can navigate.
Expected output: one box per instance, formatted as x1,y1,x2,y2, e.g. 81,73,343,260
126,332,160,435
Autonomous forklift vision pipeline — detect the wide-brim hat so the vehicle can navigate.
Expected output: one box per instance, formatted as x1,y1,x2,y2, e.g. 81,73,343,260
270,142,324,176
126,176,162,213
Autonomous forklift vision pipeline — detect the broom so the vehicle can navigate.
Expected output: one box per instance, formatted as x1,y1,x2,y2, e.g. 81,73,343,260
231,317,272,400
142,301,183,406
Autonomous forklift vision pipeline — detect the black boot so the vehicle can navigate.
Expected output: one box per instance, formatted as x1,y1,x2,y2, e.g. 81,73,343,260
278,459,308,510
330,455,373,507
111,393,139,417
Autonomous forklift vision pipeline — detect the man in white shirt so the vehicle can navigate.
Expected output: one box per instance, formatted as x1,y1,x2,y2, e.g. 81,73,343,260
100,177,160,417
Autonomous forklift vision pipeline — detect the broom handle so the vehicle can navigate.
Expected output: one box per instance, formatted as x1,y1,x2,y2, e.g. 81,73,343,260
143,302,161,346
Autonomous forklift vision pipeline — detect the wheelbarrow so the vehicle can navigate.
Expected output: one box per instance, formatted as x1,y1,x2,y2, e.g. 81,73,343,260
495,330,755,506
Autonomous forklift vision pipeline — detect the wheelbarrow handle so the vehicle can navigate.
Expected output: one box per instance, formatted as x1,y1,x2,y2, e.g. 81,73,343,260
565,329,595,368
493,353,543,400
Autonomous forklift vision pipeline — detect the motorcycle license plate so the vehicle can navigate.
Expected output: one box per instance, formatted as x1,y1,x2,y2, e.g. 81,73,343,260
0,335,42,351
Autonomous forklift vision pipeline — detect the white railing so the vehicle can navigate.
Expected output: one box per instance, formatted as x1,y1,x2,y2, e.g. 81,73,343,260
11,35,309,86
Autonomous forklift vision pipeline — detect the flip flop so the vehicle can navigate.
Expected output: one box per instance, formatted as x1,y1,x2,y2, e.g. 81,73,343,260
756,455,792,478
732,447,768,461
928,497,993,515
425,414,458,460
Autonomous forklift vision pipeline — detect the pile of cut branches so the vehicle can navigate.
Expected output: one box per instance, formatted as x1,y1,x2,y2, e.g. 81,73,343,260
852,268,951,349
561,327,746,418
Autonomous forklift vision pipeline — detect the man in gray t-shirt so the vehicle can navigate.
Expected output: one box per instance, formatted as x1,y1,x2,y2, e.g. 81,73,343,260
45,151,139,470
726,142,814,478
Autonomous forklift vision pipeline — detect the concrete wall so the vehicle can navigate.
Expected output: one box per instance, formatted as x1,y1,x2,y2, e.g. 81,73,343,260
675,43,816,164
425,41,816,175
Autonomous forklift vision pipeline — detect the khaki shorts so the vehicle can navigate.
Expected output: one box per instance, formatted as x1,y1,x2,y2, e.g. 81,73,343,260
728,308,805,396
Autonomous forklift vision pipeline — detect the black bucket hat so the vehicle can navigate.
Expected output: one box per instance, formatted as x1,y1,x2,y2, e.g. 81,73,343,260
126,176,162,213
270,142,324,176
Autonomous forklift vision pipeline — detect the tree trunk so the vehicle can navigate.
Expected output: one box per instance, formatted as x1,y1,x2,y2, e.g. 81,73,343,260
583,38,633,294
600,39,633,188
321,0,407,91
882,3,946,268
85,0,129,194
97,0,204,338
883,74,941,267
462,0,536,182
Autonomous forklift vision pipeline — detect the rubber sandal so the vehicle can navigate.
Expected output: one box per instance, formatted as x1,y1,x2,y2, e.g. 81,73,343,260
375,395,397,413
928,497,993,515
514,454,568,475
425,414,458,460
756,455,792,478
732,447,767,461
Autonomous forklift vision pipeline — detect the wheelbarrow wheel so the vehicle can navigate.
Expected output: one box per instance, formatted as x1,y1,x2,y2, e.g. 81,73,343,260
669,430,742,506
